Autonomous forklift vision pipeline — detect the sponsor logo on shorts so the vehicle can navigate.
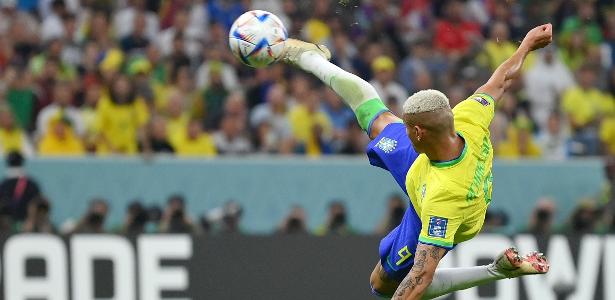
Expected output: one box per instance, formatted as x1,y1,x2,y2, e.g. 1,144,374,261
376,137,397,154
473,96,490,106
428,216,448,238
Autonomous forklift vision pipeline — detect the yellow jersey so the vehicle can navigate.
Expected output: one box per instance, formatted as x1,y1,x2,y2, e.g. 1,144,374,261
405,94,495,248
93,96,149,155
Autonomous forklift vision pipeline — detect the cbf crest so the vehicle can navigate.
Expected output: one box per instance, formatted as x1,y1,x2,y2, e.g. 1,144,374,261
376,137,397,154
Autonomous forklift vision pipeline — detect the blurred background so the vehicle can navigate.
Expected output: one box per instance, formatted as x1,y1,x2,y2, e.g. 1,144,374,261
0,0,613,299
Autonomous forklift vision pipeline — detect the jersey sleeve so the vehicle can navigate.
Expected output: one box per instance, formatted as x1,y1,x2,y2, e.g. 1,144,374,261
366,123,420,194
452,93,496,131
417,191,464,250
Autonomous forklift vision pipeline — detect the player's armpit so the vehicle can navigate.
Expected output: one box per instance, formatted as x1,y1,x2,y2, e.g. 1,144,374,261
392,243,446,300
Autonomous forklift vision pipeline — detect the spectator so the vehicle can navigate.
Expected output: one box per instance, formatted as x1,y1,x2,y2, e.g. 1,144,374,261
196,46,239,91
159,194,195,233
114,0,159,41
37,114,85,156
200,64,231,130
370,56,408,107
220,200,243,235
525,198,557,236
142,116,175,154
288,90,333,156
478,22,529,72
497,115,542,158
157,8,203,59
278,205,309,235
562,65,612,156
250,84,293,153
523,47,575,131
482,209,509,234
322,87,355,152
567,199,599,234
560,1,603,46
0,152,41,222
214,114,252,155
376,194,406,235
121,201,149,235
73,198,109,233
119,11,151,54
0,107,34,157
93,75,149,155
4,66,37,130
21,196,55,233
172,119,217,157
316,200,353,236
433,0,481,58
600,112,615,156
36,80,83,137
40,0,66,42
536,112,569,160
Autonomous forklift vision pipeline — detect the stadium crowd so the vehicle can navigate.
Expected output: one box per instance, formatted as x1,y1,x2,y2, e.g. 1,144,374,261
0,0,612,158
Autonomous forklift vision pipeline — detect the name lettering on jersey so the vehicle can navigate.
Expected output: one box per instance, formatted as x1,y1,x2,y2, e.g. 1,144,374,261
473,96,490,106
467,136,492,201
427,216,448,238
376,137,398,154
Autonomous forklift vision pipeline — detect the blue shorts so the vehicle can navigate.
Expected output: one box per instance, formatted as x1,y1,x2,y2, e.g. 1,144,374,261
366,123,422,281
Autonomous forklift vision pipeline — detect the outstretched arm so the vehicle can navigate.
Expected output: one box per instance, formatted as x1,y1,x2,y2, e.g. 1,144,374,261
477,24,553,101
392,243,446,300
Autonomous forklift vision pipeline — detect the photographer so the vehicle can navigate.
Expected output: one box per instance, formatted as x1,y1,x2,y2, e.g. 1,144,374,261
376,194,406,235
121,201,149,235
159,194,195,233
277,205,309,235
0,151,41,222
72,198,109,233
316,200,354,236
21,196,55,233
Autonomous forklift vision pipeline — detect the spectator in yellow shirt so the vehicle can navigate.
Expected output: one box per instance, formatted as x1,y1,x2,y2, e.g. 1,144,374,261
38,115,85,156
172,119,217,157
562,65,612,156
288,91,333,156
0,107,34,157
165,90,190,146
93,75,149,155
563,65,613,129
497,115,542,159
478,22,534,72
600,114,615,155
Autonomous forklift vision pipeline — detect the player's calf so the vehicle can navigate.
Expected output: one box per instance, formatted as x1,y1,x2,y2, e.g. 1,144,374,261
370,261,400,298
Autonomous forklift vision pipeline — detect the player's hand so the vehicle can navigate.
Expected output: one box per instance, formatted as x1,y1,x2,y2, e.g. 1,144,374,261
521,24,553,51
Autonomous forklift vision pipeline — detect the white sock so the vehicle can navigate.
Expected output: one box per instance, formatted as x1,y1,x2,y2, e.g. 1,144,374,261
423,265,505,299
297,51,380,111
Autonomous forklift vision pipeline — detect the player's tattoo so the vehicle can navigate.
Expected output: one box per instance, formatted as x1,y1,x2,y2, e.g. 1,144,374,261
393,244,446,299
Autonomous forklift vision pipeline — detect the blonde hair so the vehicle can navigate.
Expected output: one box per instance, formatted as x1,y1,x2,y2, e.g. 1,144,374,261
402,89,450,114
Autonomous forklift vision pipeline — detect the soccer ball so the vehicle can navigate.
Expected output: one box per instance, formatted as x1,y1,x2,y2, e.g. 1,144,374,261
228,10,288,68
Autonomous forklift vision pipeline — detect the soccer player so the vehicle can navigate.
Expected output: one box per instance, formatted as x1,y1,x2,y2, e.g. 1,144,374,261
279,24,553,299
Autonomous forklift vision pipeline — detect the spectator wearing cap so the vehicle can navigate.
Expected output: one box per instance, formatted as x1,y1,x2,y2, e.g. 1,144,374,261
172,119,217,157
37,113,84,156
497,114,542,158
0,152,41,222
369,55,408,107
0,106,34,157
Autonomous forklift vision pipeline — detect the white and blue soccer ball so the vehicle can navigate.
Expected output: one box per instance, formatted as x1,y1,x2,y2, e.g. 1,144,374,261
228,10,288,68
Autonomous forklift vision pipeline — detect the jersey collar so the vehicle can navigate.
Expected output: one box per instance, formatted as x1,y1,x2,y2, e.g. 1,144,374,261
430,132,467,168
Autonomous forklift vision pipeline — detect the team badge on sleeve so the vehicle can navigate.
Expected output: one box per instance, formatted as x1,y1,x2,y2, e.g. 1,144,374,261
427,216,448,238
376,137,398,154
473,96,490,106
